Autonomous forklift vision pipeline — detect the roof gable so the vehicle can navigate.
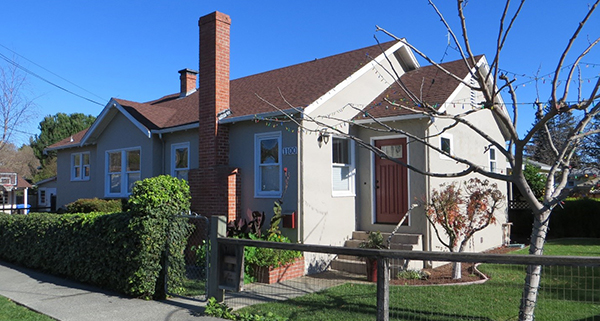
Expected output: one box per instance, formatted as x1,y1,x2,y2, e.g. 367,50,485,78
358,56,485,120
229,41,401,118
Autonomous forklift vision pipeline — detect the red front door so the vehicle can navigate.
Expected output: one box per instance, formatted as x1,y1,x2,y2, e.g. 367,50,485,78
375,138,408,224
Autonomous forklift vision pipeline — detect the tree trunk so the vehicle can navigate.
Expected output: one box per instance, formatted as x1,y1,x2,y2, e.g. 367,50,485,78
519,209,551,321
452,261,462,279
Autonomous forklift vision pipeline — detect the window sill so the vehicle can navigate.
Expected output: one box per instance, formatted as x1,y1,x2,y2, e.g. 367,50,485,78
332,191,355,198
254,192,282,199
70,178,90,182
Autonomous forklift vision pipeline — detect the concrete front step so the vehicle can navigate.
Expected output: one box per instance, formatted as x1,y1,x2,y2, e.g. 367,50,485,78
330,231,421,275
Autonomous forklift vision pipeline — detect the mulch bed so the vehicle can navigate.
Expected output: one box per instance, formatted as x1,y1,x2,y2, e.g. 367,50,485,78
390,246,523,286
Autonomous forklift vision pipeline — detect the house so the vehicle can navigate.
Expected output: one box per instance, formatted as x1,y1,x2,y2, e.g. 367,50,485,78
0,170,32,214
46,11,509,271
567,167,600,198
34,176,57,212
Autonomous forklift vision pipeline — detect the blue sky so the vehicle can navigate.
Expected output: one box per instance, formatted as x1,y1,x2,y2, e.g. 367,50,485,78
1,1,599,146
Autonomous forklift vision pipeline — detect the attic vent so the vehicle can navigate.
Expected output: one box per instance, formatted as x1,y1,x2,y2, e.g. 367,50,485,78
217,109,232,121
470,77,477,109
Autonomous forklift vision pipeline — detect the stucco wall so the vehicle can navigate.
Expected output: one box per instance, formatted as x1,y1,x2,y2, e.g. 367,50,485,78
426,84,510,254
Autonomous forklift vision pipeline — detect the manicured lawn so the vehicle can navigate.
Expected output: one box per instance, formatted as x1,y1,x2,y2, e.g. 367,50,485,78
0,296,54,321
236,239,600,321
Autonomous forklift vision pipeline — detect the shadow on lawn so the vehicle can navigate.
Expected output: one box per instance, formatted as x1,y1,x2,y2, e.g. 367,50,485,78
267,290,495,321
572,314,600,321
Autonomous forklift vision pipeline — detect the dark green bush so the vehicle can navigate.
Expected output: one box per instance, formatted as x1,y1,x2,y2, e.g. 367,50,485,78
0,175,193,299
549,198,600,239
126,175,193,298
65,198,123,213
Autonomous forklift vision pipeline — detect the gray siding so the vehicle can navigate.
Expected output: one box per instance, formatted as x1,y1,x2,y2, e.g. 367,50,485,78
228,121,299,241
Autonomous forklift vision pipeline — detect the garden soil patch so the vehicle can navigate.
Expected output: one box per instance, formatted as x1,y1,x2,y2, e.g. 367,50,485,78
390,246,523,286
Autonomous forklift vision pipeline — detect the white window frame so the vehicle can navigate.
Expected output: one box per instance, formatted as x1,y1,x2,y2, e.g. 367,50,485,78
171,142,190,180
439,133,453,160
489,147,497,173
71,152,91,181
254,132,282,198
332,137,355,197
39,189,47,206
105,147,141,198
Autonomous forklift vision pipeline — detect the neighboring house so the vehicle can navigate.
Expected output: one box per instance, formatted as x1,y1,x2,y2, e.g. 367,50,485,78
35,176,57,212
567,167,600,198
0,170,32,214
46,12,510,270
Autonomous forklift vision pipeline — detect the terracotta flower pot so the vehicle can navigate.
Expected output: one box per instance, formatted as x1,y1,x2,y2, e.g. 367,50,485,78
366,258,377,282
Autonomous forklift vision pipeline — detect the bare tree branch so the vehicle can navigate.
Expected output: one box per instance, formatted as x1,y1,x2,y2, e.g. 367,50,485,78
375,26,480,91
552,0,600,106
562,36,600,101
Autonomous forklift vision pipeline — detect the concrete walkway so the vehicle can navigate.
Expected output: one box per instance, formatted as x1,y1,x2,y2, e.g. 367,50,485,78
0,261,222,321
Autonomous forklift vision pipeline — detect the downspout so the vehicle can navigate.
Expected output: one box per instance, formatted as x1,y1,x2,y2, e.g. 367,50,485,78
424,117,433,267
298,117,304,244
159,133,166,175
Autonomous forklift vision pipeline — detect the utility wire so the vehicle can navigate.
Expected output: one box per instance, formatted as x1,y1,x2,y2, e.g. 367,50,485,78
0,48,105,106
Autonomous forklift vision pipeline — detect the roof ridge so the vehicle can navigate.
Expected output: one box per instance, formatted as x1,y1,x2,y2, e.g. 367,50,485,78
231,40,398,82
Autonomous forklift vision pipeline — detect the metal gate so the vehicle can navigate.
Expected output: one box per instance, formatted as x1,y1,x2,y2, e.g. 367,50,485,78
165,213,210,301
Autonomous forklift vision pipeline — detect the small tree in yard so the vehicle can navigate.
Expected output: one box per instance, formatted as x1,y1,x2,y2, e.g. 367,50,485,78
426,178,503,279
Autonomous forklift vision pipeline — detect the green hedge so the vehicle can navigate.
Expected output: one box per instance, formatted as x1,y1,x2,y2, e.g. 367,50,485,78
65,198,123,213
0,175,192,299
549,198,600,238
509,198,600,240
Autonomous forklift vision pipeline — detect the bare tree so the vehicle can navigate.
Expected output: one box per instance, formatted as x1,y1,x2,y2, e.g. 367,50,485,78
0,143,40,180
265,1,599,319
0,60,36,151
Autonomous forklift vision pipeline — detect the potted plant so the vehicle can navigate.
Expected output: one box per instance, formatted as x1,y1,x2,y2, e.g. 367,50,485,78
359,231,385,282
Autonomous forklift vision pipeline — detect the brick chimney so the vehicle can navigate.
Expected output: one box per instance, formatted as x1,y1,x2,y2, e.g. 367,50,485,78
189,11,239,220
178,68,198,97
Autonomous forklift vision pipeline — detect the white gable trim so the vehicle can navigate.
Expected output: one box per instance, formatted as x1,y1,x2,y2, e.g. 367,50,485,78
303,41,418,116
436,59,484,114
80,99,151,146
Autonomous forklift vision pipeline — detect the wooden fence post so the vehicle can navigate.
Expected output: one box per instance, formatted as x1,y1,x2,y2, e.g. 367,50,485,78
376,257,390,321
207,215,226,301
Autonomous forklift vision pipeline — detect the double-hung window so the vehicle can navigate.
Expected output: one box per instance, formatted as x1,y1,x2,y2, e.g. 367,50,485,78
439,133,453,159
71,152,90,181
489,147,497,173
106,148,141,197
171,142,190,180
332,137,355,196
255,132,282,198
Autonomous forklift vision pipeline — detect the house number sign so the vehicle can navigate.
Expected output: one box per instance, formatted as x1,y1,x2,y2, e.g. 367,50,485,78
282,146,297,155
